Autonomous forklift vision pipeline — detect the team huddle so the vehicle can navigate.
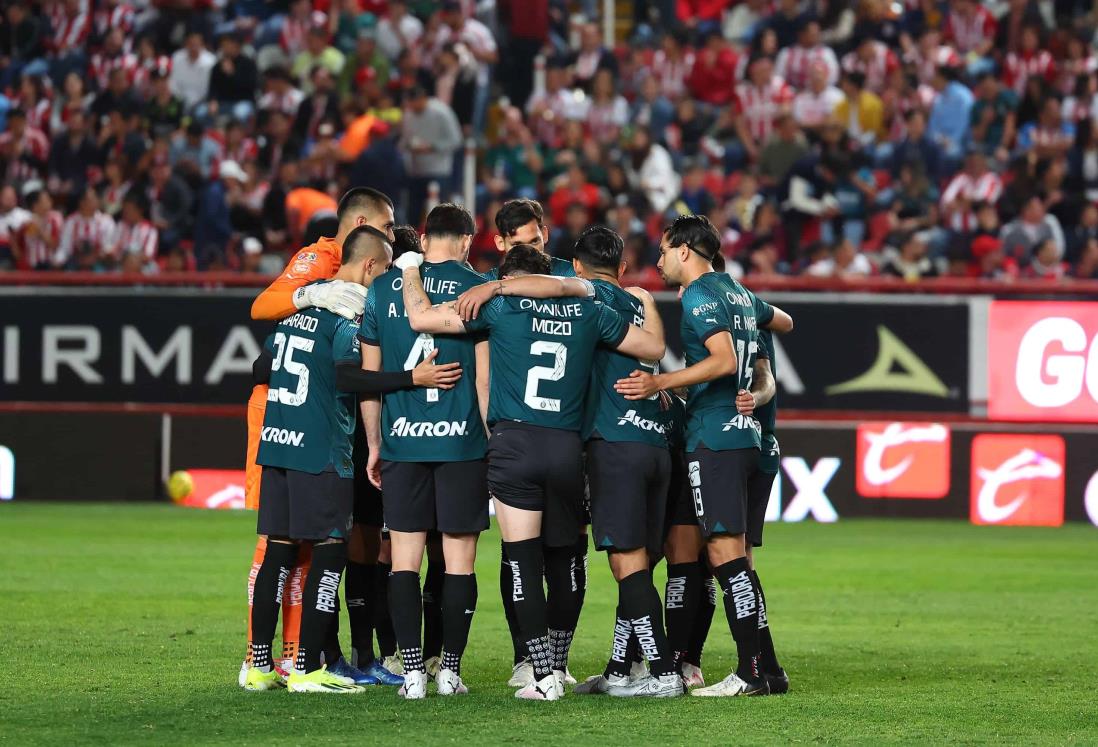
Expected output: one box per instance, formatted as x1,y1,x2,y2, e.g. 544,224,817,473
238,191,794,700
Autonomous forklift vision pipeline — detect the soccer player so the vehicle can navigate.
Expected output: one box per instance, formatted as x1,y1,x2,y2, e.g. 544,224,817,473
734,328,790,694
241,188,396,684
357,204,493,699
401,243,666,700
615,215,792,697
245,226,396,693
525,226,678,699
478,197,586,685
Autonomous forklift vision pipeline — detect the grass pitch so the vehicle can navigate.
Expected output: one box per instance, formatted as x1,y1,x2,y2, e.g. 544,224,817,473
1,504,1095,745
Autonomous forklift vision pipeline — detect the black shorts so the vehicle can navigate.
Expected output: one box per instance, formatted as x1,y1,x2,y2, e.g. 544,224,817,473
487,421,584,548
587,439,671,555
381,459,489,534
257,466,353,541
745,468,776,548
686,447,760,539
351,417,383,527
665,447,697,530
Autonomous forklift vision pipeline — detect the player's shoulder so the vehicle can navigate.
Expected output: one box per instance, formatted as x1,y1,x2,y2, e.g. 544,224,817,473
439,259,488,284
549,256,576,277
593,280,640,311
682,274,722,308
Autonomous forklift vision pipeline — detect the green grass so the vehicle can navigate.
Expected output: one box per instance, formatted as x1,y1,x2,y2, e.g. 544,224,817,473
2,504,1096,745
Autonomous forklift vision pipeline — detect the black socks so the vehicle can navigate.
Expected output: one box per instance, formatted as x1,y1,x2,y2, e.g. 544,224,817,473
249,540,298,671
502,538,552,679
686,572,717,667
665,561,702,668
619,569,675,677
296,541,347,674
389,569,424,673
345,560,374,667
752,569,782,674
440,572,477,675
373,562,397,659
422,557,445,661
545,543,583,673
714,558,761,682
500,543,525,665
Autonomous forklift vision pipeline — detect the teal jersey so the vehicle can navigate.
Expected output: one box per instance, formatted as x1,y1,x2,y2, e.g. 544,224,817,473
465,294,628,431
679,272,773,453
755,328,780,473
358,261,488,462
581,280,665,447
257,303,361,477
483,254,576,280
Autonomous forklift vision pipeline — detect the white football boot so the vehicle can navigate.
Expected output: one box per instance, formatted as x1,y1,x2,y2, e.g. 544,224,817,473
398,670,429,700
691,671,769,697
515,672,561,701
435,668,469,695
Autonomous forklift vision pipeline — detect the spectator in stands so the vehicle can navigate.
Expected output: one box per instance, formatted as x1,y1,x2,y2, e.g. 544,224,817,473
294,65,342,143
928,64,975,170
0,108,49,185
19,187,63,269
630,74,675,144
805,237,872,277
626,125,680,215
47,109,99,203
111,192,158,269
688,30,737,108
208,32,258,124
293,26,345,90
194,159,247,269
1075,237,1098,278
793,60,845,140
776,18,839,91
145,72,185,139
399,84,462,225
941,151,1002,235
377,1,423,61
257,110,302,177
881,232,939,280
970,72,1018,163
1017,96,1075,159
835,71,885,147
59,186,115,269
170,31,217,112
758,113,810,192
887,109,942,183
1000,194,1066,263
0,184,30,268
0,3,46,89
147,159,194,253
484,106,542,202
842,35,898,94
733,55,794,164
571,20,617,93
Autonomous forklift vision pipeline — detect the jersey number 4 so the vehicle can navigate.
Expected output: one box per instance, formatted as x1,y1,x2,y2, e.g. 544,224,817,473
404,333,439,402
524,341,566,411
269,332,314,406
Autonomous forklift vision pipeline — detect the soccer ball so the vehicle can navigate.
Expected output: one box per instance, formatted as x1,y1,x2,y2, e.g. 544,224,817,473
167,470,194,503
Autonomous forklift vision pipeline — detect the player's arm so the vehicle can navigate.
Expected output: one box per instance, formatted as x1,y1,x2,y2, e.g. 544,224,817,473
399,256,469,334
599,302,665,362
475,340,490,431
765,304,793,333
624,286,665,349
360,343,384,489
616,331,737,401
736,357,775,416
251,348,274,385
250,251,366,321
453,275,594,321
335,350,462,395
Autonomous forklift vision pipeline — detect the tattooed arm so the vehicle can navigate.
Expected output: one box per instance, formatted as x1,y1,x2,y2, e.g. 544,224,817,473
401,264,469,335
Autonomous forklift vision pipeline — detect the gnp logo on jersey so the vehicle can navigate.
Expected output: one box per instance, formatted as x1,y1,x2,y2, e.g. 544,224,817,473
970,434,1065,527
856,422,950,499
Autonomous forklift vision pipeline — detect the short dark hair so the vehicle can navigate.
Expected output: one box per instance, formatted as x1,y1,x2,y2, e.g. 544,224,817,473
495,198,544,237
337,187,393,223
424,202,475,238
499,243,551,277
391,224,421,259
664,214,721,262
843,70,866,89
342,224,392,264
573,225,624,272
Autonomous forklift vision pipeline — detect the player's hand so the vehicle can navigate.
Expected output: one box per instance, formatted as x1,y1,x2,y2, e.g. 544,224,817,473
736,388,756,415
454,282,497,321
615,369,659,400
394,251,424,272
412,348,462,389
624,286,652,304
293,280,367,320
367,449,382,490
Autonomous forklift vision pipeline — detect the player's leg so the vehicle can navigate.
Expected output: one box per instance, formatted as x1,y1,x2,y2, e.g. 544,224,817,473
500,542,530,684
245,466,294,691
435,459,489,695
373,533,399,670
421,532,445,677
241,535,266,681
240,386,267,684
745,464,788,694
691,447,768,698
284,470,362,694
279,543,310,672
381,460,435,699
684,564,718,684
663,452,708,686
323,523,380,686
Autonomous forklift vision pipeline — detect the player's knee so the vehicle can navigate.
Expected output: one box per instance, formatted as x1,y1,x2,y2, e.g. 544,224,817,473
608,548,648,581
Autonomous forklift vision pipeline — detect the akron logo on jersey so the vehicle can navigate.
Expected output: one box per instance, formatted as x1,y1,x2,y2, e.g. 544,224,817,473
970,434,1065,527
261,427,305,447
389,417,468,438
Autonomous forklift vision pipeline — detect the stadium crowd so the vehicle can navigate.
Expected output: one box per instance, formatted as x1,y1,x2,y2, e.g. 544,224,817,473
2,0,1098,284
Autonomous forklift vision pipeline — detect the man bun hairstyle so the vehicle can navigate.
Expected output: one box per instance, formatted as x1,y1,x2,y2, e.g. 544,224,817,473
498,243,552,277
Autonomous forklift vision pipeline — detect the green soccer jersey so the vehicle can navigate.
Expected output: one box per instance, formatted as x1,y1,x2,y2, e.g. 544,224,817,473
581,280,665,447
679,272,773,453
755,328,780,474
465,294,627,431
358,261,489,462
257,304,361,477
483,254,576,281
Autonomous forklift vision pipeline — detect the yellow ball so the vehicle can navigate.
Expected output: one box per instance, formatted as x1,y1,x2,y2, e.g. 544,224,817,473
167,470,194,502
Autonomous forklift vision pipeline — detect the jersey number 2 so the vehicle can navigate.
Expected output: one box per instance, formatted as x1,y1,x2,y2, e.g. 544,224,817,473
270,332,314,406
524,341,566,411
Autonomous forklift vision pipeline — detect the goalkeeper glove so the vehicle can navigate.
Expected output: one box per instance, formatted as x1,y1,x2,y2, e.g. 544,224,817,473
292,280,368,320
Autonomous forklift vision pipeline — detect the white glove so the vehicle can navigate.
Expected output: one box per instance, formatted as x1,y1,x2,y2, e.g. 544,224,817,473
292,280,367,320
394,251,424,271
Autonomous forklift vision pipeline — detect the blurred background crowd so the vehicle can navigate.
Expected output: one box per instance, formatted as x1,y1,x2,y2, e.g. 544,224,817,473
2,0,1098,284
